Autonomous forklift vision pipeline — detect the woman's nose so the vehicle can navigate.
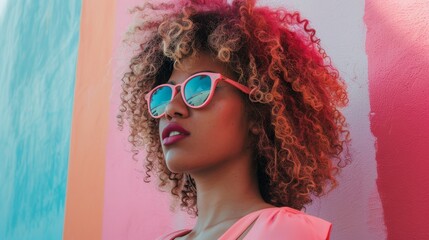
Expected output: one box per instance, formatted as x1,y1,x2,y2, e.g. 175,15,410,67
164,88,190,120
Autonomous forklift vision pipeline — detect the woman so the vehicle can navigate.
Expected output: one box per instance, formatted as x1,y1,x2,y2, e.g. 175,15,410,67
118,0,350,239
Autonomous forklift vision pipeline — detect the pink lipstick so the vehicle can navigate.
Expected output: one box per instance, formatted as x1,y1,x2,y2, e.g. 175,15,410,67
161,122,190,146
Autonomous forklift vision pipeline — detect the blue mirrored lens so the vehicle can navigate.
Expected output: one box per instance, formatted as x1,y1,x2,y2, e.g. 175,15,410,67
184,75,211,107
150,86,172,116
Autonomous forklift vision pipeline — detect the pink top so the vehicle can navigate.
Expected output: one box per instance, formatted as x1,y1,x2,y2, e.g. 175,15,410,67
157,207,332,240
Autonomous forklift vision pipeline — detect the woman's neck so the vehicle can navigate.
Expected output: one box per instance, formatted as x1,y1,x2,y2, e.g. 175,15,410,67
188,152,273,236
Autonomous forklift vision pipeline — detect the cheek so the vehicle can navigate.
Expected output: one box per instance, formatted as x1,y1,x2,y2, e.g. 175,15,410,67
161,97,250,173
196,99,249,153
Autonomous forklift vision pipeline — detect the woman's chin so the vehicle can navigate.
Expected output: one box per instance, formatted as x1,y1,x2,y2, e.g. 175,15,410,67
165,160,191,173
166,159,207,174
164,150,199,173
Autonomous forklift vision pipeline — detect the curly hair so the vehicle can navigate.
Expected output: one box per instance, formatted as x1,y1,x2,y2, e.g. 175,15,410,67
118,0,350,216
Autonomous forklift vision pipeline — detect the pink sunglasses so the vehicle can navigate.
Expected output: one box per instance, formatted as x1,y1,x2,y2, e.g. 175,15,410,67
145,72,251,118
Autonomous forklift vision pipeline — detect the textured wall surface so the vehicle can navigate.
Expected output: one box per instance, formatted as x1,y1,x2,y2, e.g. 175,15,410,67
0,1,82,239
365,1,429,239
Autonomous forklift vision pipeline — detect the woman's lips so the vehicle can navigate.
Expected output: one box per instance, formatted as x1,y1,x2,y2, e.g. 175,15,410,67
161,122,191,146
162,134,189,146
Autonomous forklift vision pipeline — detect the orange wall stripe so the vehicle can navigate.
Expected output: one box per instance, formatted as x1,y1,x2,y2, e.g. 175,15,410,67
64,0,116,239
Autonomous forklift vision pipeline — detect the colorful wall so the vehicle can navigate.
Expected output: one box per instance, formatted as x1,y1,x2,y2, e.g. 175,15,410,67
0,0,81,239
1,0,428,239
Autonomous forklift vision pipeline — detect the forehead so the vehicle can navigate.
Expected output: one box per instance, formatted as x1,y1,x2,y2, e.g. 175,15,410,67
168,53,233,84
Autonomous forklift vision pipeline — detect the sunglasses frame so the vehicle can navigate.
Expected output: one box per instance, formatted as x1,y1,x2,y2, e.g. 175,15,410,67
144,71,251,118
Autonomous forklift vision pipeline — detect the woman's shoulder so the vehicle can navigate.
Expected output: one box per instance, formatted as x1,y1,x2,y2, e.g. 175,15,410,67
156,229,191,240
157,207,332,240
247,206,332,240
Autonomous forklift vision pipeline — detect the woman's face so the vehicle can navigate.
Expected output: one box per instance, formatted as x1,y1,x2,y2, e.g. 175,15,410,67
158,53,252,174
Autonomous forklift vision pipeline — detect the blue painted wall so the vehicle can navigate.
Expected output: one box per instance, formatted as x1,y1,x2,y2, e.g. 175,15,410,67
0,1,82,239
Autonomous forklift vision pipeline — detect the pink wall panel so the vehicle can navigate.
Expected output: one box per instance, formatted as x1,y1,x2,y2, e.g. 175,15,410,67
102,1,194,239
365,0,429,239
